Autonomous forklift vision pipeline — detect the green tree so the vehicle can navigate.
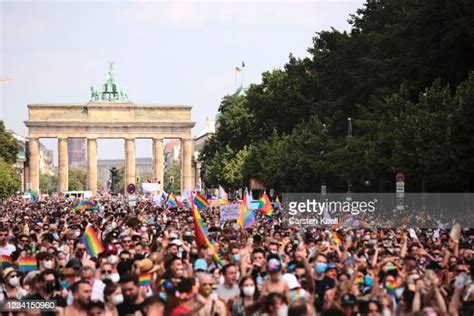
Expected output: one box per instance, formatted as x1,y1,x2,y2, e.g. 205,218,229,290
39,173,58,195
0,121,18,164
68,167,87,191
0,158,20,199
164,161,181,193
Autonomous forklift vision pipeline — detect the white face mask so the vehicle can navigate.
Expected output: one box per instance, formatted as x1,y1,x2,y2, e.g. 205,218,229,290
107,255,119,265
112,293,124,305
8,276,20,287
110,273,120,283
242,286,255,297
44,260,54,269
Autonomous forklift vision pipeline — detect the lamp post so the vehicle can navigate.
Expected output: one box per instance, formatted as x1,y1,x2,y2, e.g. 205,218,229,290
347,117,352,193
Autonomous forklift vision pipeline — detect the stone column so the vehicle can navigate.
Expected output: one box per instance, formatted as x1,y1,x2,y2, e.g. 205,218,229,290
125,138,136,189
28,137,40,193
58,138,69,193
152,138,164,190
182,138,194,192
87,138,97,196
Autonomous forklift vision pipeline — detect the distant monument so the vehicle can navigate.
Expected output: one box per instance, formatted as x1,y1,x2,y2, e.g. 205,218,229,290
90,62,129,102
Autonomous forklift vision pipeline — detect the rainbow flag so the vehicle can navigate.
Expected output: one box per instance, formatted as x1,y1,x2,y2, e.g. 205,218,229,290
139,273,152,286
73,200,96,211
237,189,255,229
258,192,273,218
0,255,12,268
193,192,210,209
386,279,401,291
18,257,38,272
332,232,343,245
166,193,182,209
191,195,223,267
82,225,104,258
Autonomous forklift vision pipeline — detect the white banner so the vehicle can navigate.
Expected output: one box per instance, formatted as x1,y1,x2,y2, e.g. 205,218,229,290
220,204,240,223
141,182,160,194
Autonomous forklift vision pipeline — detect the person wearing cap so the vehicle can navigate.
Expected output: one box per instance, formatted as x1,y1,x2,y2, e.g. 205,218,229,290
262,256,289,299
194,258,208,274
341,293,358,315
0,267,27,301
195,273,227,316
282,273,309,303
136,258,159,297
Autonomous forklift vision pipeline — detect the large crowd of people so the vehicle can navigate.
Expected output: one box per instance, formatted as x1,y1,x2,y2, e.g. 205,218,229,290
0,194,472,316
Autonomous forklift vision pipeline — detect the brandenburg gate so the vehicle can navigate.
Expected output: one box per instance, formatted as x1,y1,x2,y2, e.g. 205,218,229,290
24,65,195,195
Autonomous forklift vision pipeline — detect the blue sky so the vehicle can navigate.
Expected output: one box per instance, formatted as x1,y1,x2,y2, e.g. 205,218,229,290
1,0,364,161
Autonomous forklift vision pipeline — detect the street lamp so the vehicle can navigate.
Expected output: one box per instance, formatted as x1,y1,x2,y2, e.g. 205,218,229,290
347,117,352,193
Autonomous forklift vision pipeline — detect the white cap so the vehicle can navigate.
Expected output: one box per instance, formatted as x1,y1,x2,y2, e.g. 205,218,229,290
282,273,301,290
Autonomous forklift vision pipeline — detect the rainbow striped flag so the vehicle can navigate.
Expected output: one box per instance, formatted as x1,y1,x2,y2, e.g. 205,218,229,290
386,279,400,291
73,200,96,211
82,225,104,258
18,257,38,272
194,192,210,209
166,193,182,209
258,192,273,218
0,255,12,268
139,273,152,286
332,232,342,245
237,189,255,229
191,194,223,267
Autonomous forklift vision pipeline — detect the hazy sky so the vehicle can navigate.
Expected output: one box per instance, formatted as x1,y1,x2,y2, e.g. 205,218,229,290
1,0,364,162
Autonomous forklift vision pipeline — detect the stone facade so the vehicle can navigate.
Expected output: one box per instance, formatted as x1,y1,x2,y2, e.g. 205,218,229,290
25,101,195,195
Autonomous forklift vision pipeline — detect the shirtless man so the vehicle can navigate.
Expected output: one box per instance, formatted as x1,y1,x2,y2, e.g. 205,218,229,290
261,257,290,299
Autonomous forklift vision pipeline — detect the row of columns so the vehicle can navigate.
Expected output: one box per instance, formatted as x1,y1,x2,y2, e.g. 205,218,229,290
28,137,194,196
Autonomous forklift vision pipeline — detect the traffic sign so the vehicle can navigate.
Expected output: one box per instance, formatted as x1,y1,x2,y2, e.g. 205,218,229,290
395,173,405,182
127,183,136,194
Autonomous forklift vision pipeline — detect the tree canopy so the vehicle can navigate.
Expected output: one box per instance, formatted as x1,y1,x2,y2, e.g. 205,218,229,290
200,0,474,193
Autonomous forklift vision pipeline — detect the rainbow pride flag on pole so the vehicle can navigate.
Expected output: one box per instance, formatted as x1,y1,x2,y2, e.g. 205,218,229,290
237,189,256,229
139,273,152,286
191,194,223,267
193,192,210,209
18,257,38,272
258,192,273,218
166,193,182,208
82,225,104,258
0,255,12,268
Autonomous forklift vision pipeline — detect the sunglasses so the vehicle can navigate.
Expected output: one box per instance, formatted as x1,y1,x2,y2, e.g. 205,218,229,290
21,239,28,242
101,270,112,274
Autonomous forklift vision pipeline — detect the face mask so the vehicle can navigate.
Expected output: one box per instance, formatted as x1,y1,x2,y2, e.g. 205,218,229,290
110,273,120,283
44,282,55,293
232,254,241,263
347,268,354,276
108,255,119,265
60,280,70,289
315,262,327,274
8,276,20,287
382,308,391,316
75,231,81,238
277,305,288,316
242,286,255,297
44,260,54,269
112,293,124,305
